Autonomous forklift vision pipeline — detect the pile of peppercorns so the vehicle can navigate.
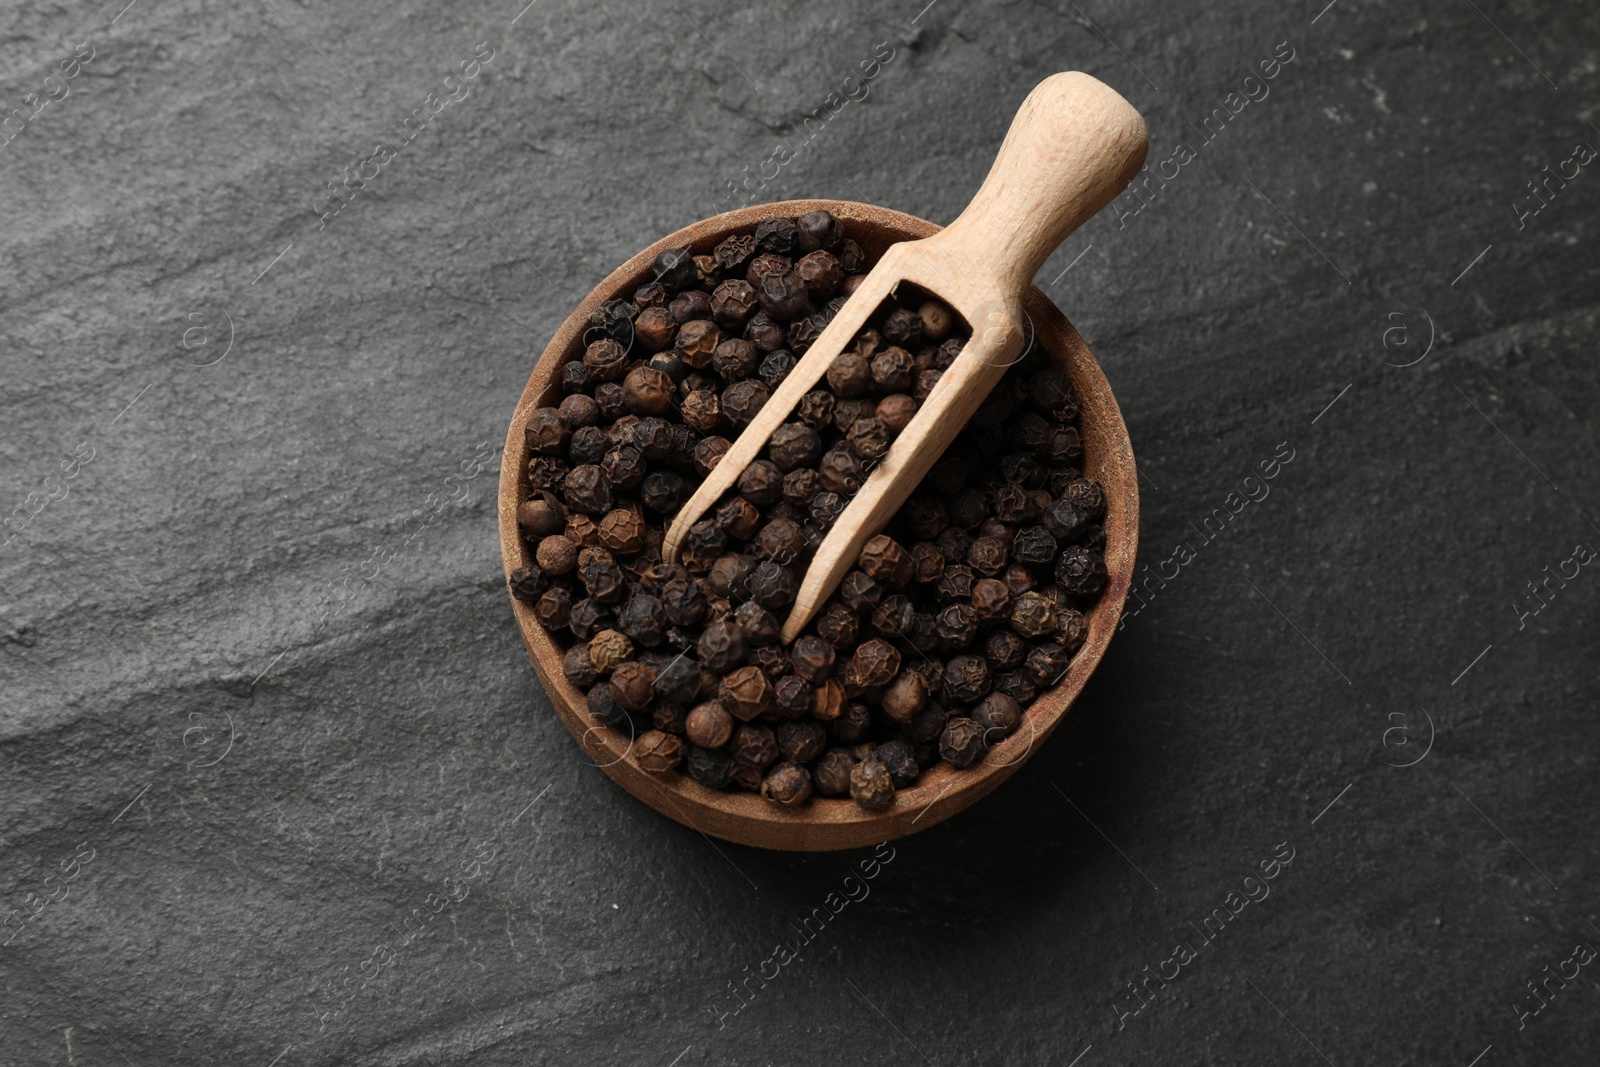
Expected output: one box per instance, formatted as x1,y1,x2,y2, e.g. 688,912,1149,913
510,210,1108,812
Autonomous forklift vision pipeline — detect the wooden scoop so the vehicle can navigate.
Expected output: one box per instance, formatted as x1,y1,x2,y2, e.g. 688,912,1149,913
663,72,1148,643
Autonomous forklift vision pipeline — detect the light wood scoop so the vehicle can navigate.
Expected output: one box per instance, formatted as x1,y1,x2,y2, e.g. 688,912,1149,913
663,72,1148,643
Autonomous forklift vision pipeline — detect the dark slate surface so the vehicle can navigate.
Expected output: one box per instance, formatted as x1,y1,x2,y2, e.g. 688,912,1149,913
3,0,1598,1063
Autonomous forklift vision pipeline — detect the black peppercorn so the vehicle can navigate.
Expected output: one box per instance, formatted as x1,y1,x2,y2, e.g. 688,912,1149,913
578,547,627,603
654,567,700,614
818,445,866,495
906,542,944,584
531,586,571,631
744,309,787,352
617,594,668,648
781,469,822,509
755,269,809,321
1042,499,1090,542
756,519,806,566
562,465,614,516
652,246,696,290
1048,427,1083,465
836,570,881,614
714,497,762,541
1058,608,1089,653
766,423,822,472
692,436,731,477
562,643,599,688
970,578,1012,624
560,359,592,396
934,603,977,651
686,745,733,789
731,601,780,647
995,670,1037,704
1014,526,1059,566
731,723,779,768
768,675,811,721
993,483,1037,524
984,630,1028,671
721,380,771,429
934,564,974,603
1055,545,1108,596
813,750,856,796
967,536,1009,577
875,738,920,787
943,654,992,704
846,417,892,462
810,491,845,528
972,692,1022,743
939,717,987,768
826,351,871,397
567,425,608,468
816,601,861,649
754,217,799,255
697,616,746,673
755,350,796,389
831,702,871,745
881,307,924,348
680,520,727,573
796,389,835,429
746,560,797,611
524,407,570,457
587,684,631,731
1010,591,1059,639
870,346,915,393
568,598,612,641
1023,642,1072,690
871,595,917,640
509,563,547,602
796,209,840,252
640,471,687,515
748,644,791,680
652,655,702,707
714,233,757,275
593,383,627,421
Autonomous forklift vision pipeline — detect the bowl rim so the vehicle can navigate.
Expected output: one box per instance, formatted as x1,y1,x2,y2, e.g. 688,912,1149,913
498,198,1138,851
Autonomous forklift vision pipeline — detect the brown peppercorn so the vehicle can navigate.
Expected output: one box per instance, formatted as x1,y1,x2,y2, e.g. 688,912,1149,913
818,445,866,495
712,337,759,382
693,436,731,477
767,423,822,472
597,509,646,555
776,720,827,764
685,702,734,748
876,394,918,433
697,617,747,672
634,730,683,774
709,278,758,329
744,309,787,352
838,570,883,614
1065,477,1106,519
558,391,600,430
939,717,987,768
527,455,572,493
1011,591,1059,638
796,389,836,429
587,629,633,674
561,644,599,687
674,319,720,369
729,763,762,792
967,535,1009,577
620,367,674,416
518,492,567,539
909,542,945,583
736,458,784,506
795,250,842,297
714,233,757,275
583,339,629,382
633,280,669,310
604,659,656,710
814,750,856,796
756,519,806,565
669,288,712,325
714,497,762,541
730,723,779,768
810,679,846,721
826,351,871,397
680,389,721,433
1055,546,1108,596
943,654,992,703
523,408,570,457
1023,643,1072,689
970,578,1012,624
761,761,813,806
855,535,911,588
816,601,861,649
536,534,579,576
633,306,676,352
870,347,915,392
881,670,928,725
782,468,822,508
851,639,902,689
984,630,1028,670
720,666,774,722
563,464,614,516
748,644,791,680
918,300,954,341
593,382,628,420
721,379,771,429
912,368,943,401
849,758,895,811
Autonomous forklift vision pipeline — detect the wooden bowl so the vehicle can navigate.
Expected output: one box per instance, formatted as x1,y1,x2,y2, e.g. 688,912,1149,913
498,199,1137,851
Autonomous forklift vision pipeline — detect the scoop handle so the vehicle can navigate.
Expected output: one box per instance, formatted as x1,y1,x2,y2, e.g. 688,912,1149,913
933,72,1148,290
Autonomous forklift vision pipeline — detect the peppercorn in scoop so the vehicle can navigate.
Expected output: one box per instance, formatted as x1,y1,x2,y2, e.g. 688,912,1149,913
512,211,1107,812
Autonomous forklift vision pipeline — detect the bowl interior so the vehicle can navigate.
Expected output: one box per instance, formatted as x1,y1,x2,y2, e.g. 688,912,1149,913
498,199,1137,851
